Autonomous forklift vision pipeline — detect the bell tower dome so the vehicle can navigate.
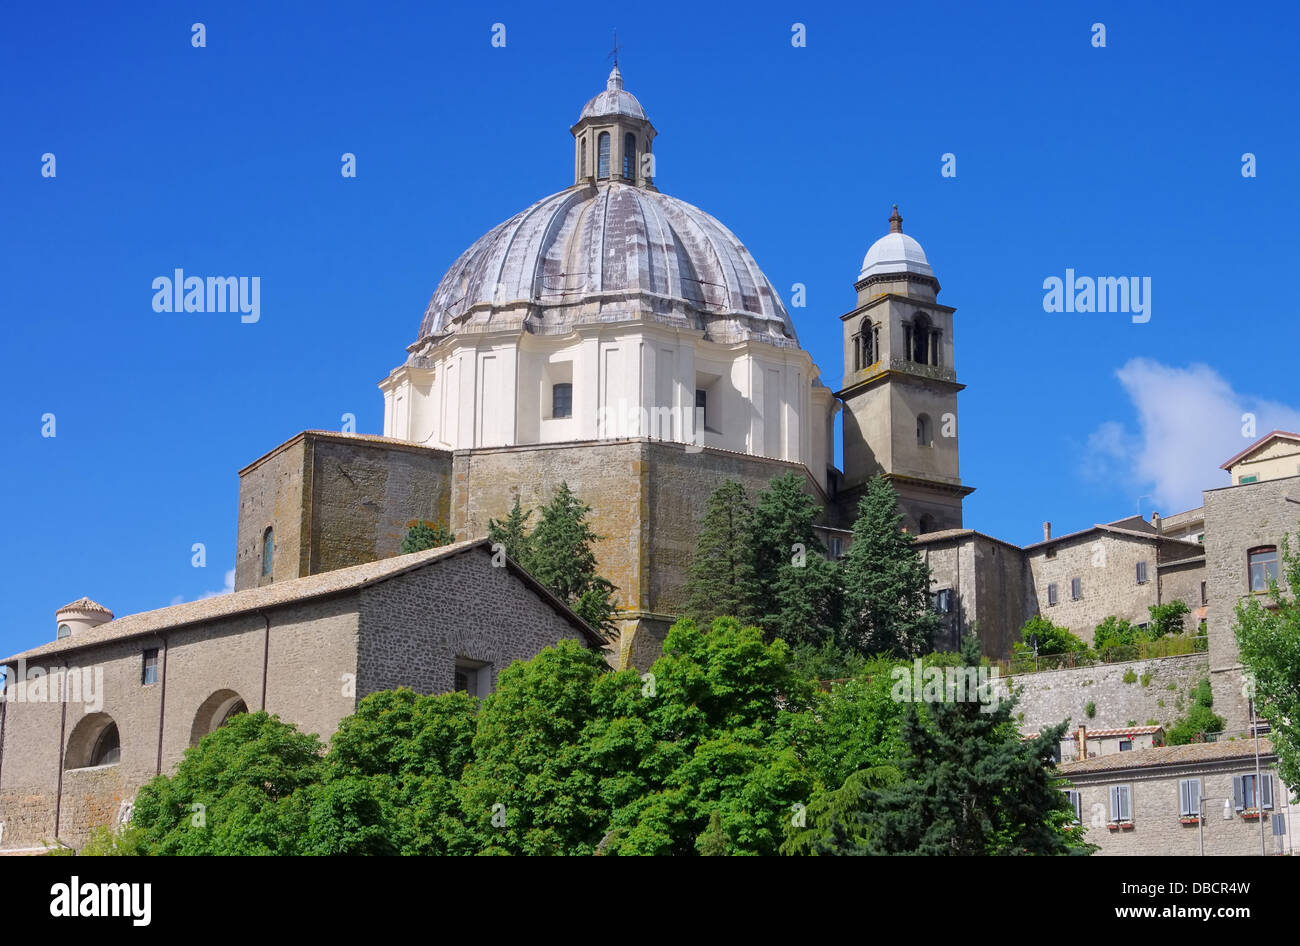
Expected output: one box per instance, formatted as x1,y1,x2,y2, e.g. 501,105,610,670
837,206,973,533
571,66,657,188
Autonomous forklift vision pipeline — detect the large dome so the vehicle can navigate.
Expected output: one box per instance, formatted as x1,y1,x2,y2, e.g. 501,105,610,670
417,182,797,344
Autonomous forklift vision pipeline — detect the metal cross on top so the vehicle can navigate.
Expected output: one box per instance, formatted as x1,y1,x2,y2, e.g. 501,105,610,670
608,29,623,67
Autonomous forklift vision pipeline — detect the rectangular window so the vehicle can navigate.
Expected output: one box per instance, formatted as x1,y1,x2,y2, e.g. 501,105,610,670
1179,778,1202,817
1200,581,1208,606
1047,583,1058,606
1235,774,1275,811
1249,547,1279,592
142,648,159,686
930,589,953,614
829,537,842,560
1136,561,1148,584
453,659,492,698
1071,577,1082,600
1064,789,1082,824
1118,739,1133,752
1239,475,1258,484
551,382,572,419
1109,784,1132,823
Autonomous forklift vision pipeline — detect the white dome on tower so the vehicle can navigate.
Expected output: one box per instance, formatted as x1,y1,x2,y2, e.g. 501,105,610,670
858,205,933,281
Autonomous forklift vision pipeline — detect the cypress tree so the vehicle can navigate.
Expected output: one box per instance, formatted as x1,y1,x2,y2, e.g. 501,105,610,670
528,482,618,632
842,476,939,657
487,496,535,568
849,636,1086,855
682,480,756,625
748,472,828,638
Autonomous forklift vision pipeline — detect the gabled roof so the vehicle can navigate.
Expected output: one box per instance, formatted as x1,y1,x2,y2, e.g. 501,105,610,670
1024,522,1202,553
5,539,604,664
1220,430,1300,471
1059,738,1275,776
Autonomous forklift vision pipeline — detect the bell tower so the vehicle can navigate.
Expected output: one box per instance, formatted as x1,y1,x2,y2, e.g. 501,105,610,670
836,206,973,533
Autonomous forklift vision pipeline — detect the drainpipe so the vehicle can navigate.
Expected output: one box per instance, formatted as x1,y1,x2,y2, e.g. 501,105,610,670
259,611,271,711
155,633,168,776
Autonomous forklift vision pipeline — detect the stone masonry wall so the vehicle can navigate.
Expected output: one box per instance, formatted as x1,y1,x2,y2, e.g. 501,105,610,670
1008,652,1209,734
356,545,589,697
1066,763,1293,856
235,437,308,591
308,437,452,574
1204,476,1300,732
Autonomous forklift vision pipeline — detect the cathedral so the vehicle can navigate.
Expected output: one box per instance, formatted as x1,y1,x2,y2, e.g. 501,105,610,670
1,65,1287,854
232,66,972,667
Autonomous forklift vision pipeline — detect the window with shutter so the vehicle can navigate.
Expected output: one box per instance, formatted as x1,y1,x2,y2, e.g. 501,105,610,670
1179,778,1201,817
1065,789,1082,824
1071,577,1082,600
1233,775,1245,811
1262,774,1274,810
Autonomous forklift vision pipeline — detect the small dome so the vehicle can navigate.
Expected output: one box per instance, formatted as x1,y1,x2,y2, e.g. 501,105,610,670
56,597,113,618
579,65,647,121
858,205,933,281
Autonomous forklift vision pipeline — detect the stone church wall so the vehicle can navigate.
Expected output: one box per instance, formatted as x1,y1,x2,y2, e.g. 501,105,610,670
356,546,592,697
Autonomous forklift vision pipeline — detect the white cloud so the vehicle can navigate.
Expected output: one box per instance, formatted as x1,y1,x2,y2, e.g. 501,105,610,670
172,569,236,606
1086,358,1300,513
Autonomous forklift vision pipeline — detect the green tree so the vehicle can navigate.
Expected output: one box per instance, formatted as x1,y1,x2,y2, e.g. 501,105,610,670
527,482,619,632
1231,529,1300,779
1092,615,1144,653
841,476,939,657
317,688,479,855
682,480,757,626
1148,600,1191,638
747,473,832,644
400,519,455,554
487,496,534,566
1011,616,1091,670
836,636,1091,855
132,712,325,855
1165,676,1224,745
454,640,620,855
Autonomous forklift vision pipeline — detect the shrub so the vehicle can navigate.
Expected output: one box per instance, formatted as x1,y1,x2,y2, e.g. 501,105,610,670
1122,669,1138,684
1084,701,1096,719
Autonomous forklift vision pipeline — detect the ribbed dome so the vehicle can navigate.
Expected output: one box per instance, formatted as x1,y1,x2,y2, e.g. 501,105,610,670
579,65,646,121
417,182,797,343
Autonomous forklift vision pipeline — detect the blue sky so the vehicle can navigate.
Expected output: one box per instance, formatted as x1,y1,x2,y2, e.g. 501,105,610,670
2,0,1297,654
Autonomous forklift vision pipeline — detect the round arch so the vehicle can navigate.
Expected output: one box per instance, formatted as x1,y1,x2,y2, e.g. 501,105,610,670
190,689,249,746
65,712,121,769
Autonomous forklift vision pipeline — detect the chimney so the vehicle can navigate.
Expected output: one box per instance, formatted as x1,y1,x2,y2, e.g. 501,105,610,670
1043,521,1052,542
1077,725,1087,761
1151,511,1162,534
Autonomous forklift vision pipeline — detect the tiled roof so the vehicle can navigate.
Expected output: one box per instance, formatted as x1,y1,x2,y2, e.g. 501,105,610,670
1059,738,1275,775
5,538,603,663
55,597,113,617
1220,430,1300,470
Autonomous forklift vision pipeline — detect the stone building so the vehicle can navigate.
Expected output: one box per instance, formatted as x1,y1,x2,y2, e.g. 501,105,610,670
1059,738,1293,856
0,540,601,851
1202,431,1300,731
238,67,977,665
